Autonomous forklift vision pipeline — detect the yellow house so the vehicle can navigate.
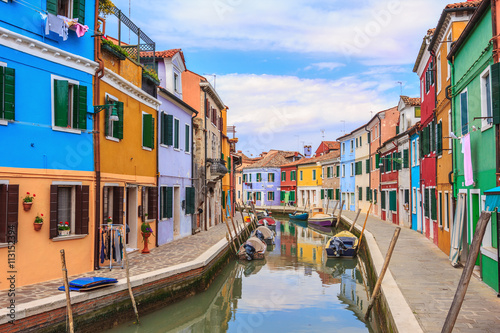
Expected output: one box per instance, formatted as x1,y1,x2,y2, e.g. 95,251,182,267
297,158,323,207
221,107,231,216
97,44,160,255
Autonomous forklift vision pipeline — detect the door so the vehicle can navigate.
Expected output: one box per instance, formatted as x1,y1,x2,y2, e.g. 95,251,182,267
126,186,138,250
174,186,181,237
417,189,422,232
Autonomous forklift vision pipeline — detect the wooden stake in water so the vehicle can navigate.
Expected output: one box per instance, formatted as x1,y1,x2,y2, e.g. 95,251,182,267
441,211,492,333
122,244,140,324
365,227,400,320
60,250,74,333
349,209,362,232
358,203,372,248
335,200,345,227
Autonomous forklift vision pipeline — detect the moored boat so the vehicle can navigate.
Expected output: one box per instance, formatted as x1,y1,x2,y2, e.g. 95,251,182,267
251,226,275,245
308,207,334,227
237,236,267,261
325,231,359,258
289,212,308,220
258,217,276,229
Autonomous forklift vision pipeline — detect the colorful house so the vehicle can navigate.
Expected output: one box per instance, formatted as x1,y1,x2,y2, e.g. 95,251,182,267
315,141,340,156
281,159,301,206
296,156,322,208
182,70,227,230
0,0,97,287
428,1,479,254
410,126,422,231
338,133,357,211
379,137,399,224
319,151,341,210
396,96,421,228
353,126,371,213
243,150,300,206
97,11,160,253
414,28,438,243
449,0,498,291
235,151,262,206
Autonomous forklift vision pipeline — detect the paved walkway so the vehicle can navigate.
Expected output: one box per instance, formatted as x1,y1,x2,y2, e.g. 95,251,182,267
0,218,245,309
342,210,500,333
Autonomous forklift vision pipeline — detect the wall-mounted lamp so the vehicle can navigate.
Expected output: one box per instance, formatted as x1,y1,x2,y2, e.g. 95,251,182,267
93,104,119,121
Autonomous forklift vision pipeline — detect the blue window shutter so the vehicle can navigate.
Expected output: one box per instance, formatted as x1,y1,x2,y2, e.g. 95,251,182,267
461,92,468,135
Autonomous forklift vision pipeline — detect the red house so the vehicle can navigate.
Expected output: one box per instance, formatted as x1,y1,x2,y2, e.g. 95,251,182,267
379,138,399,224
280,159,302,206
315,141,340,156
414,28,438,244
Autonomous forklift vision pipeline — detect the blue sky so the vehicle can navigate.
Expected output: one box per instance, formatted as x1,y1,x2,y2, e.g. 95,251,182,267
111,0,448,156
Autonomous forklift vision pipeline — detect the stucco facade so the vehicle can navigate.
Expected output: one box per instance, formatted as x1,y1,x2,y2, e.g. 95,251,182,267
338,136,356,211
353,127,370,213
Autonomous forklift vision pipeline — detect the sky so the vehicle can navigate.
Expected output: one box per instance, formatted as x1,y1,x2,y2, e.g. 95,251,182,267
110,0,449,157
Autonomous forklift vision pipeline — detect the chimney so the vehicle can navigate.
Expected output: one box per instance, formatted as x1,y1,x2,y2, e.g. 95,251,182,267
238,150,242,153
304,145,312,158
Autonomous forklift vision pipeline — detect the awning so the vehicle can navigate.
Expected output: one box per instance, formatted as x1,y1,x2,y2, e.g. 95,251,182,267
484,186,500,212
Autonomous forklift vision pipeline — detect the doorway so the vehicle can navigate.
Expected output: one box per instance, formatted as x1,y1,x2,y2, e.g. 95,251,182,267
126,186,138,250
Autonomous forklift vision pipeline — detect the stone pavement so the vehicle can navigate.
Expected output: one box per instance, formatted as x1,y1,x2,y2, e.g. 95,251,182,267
342,210,500,333
0,218,245,309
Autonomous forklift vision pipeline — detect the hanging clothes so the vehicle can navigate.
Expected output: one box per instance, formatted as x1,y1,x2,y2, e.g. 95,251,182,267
74,23,89,38
114,229,121,264
45,13,68,41
100,230,106,264
461,133,474,186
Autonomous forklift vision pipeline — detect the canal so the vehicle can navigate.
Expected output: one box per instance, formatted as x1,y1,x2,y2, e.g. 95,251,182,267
107,217,379,333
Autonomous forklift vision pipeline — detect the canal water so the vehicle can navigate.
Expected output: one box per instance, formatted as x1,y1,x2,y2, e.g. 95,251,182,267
108,217,378,333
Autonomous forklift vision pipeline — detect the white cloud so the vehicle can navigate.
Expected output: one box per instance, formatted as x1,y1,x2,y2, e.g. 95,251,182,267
113,0,445,65
305,62,345,71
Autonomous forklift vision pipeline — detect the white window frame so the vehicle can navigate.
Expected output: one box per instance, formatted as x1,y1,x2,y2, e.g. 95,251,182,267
438,191,443,228
350,163,354,176
141,111,152,151
444,191,450,231
56,185,76,236
268,191,274,201
312,169,316,181
412,140,416,167
299,170,303,181
412,187,417,214
51,74,81,134
185,123,191,154
173,117,180,151
105,93,120,142
480,66,493,131
342,165,345,178
350,140,354,152
446,31,452,80
437,53,442,93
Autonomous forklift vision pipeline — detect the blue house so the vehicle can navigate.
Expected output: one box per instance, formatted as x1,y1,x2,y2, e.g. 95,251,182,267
0,0,97,286
144,49,198,244
338,135,356,211
410,131,422,232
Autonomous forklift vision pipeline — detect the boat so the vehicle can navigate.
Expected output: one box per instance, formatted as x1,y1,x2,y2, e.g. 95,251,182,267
325,230,359,258
308,207,334,227
251,226,275,245
258,217,276,229
237,236,267,261
289,212,308,220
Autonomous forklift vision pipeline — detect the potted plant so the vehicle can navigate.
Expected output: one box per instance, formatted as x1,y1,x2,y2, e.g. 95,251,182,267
22,192,35,211
106,216,113,224
58,221,70,236
34,214,44,231
140,222,154,254
142,66,160,85
100,37,129,60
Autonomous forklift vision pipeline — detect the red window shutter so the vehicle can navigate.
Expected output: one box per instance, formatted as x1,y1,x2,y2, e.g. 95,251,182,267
6,185,18,243
50,185,58,239
0,185,6,243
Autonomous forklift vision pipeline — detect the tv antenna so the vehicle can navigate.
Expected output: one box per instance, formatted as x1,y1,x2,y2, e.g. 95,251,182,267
320,129,325,140
340,120,346,134
204,73,217,89
397,81,403,95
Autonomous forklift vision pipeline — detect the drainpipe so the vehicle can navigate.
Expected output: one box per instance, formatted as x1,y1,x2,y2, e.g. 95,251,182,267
191,111,195,234
155,91,159,248
204,90,208,231
92,9,105,269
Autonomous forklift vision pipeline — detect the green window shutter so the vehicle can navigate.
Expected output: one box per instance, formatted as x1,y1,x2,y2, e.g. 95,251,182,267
73,84,87,130
403,149,409,168
186,187,195,215
424,189,429,218
143,113,153,148
114,101,124,139
185,124,190,152
375,154,380,169
366,187,370,200
46,0,57,14
374,190,378,203
243,174,247,182
228,157,231,171
358,188,362,200
166,187,173,218
336,165,340,176
166,115,174,145
280,191,284,201
389,191,396,211
161,113,166,144
1,67,15,120
431,189,437,220
387,155,392,172
249,174,252,182
366,159,370,173
222,191,226,209
257,192,261,200
336,189,340,200
73,0,85,25
392,153,397,171
492,62,500,124
381,191,386,209
174,119,179,149
321,189,324,199
290,190,295,201
281,172,285,181
437,122,442,155
54,80,69,127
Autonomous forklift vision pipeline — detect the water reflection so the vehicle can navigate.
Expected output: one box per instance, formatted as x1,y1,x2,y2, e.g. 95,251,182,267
108,218,376,333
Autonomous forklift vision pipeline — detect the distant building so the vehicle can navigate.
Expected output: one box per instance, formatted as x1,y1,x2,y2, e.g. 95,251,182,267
315,141,340,156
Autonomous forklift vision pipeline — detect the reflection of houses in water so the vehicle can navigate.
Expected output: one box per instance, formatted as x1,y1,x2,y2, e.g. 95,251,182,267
337,259,370,323
296,224,328,265
280,221,298,258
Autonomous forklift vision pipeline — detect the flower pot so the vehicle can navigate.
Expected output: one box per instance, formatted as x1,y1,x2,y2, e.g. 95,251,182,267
142,232,151,254
34,223,43,231
58,230,70,236
23,202,32,211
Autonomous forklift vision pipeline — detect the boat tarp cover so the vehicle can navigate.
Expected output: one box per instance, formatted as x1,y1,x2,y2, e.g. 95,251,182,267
256,226,274,239
330,231,359,247
246,237,267,252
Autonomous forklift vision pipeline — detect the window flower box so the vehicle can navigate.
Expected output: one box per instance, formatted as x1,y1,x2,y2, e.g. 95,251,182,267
142,68,160,86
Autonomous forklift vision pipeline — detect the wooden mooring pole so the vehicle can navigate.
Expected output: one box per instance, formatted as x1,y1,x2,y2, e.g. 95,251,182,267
365,227,400,320
335,200,345,227
60,250,74,333
349,209,362,232
358,203,372,247
441,211,492,333
122,243,140,324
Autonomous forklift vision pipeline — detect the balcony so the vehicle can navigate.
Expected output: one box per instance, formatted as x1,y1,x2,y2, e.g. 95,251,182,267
207,158,228,181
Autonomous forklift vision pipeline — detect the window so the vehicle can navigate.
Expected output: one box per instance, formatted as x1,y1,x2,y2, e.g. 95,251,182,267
268,173,275,182
173,118,180,149
281,171,286,182
365,159,370,173
239,176,241,185
268,192,274,201
249,174,252,182
312,170,316,180
185,187,195,215
431,189,437,221
412,141,416,166
356,138,358,148
0,184,19,243
437,121,442,155
448,110,452,154
446,31,452,79
438,191,443,228
342,165,345,177
412,188,417,214
415,106,421,118
444,192,449,230
256,192,261,201
481,68,493,130
437,54,442,93
160,186,173,219
403,149,409,168
350,140,354,152
299,170,303,181
53,78,87,131
336,165,340,177
174,73,179,92
350,163,354,176
0,64,15,122
460,90,468,135
342,142,345,154
291,171,296,181
256,173,262,182
104,96,123,140
47,0,86,24
359,136,362,146
161,112,173,146
50,184,89,238
238,191,241,199
358,187,362,201
243,174,247,183
142,186,158,221
142,113,155,149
